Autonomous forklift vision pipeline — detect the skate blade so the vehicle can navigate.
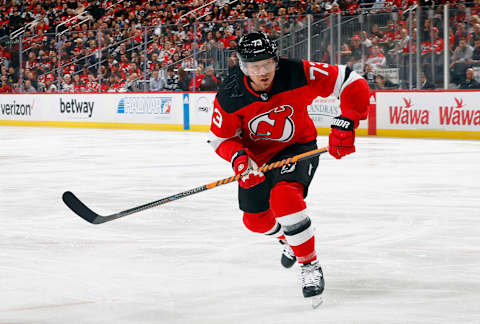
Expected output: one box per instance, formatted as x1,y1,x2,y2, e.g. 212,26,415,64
311,295,324,309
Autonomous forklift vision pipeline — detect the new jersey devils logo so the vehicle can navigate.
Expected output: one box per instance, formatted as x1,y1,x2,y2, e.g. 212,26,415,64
249,105,295,141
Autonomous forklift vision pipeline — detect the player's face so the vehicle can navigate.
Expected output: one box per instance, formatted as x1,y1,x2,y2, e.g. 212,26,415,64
247,58,276,91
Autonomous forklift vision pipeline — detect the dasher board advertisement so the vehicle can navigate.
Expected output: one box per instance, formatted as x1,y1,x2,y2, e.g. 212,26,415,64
376,91,480,131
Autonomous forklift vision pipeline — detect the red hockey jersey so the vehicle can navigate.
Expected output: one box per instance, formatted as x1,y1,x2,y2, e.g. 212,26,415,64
208,58,369,166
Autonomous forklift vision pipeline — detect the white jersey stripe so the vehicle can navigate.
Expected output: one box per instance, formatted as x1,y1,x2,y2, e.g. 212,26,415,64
332,65,346,98
207,131,230,151
207,129,242,152
340,69,363,95
332,65,363,99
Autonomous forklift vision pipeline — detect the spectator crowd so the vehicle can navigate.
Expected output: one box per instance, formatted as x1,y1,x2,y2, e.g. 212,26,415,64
1,0,480,93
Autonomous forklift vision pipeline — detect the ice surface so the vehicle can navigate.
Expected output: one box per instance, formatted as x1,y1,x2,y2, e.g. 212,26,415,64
1,127,479,324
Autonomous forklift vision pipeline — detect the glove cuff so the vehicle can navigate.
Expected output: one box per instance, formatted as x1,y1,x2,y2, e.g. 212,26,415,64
331,116,355,131
231,149,247,167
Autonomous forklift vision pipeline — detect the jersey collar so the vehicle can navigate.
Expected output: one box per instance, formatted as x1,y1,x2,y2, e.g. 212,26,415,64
243,75,273,102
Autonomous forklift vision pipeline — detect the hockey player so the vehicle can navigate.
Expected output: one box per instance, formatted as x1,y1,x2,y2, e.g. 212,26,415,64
208,32,369,303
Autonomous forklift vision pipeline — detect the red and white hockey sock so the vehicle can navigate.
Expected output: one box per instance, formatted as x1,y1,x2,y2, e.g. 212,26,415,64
264,221,285,240
277,210,316,263
243,210,284,239
270,181,317,264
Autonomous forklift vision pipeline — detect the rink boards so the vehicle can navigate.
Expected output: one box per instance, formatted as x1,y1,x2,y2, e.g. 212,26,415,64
371,90,480,139
0,90,479,139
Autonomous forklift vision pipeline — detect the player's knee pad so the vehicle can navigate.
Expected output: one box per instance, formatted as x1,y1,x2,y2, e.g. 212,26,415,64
242,210,279,235
278,210,313,245
271,181,313,253
270,181,306,217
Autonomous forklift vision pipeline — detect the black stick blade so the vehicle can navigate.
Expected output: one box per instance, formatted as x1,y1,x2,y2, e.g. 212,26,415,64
62,191,103,224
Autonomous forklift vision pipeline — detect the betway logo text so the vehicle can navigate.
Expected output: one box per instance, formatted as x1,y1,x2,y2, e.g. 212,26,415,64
60,98,94,117
0,101,33,116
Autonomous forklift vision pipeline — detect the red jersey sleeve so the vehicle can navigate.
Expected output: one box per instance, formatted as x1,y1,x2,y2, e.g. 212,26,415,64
208,97,245,163
303,61,369,127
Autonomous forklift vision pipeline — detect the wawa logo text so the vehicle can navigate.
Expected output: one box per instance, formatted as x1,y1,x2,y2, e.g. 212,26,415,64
439,97,480,126
389,97,429,125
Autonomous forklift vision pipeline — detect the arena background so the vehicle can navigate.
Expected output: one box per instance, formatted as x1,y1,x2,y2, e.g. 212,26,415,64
1,1,480,324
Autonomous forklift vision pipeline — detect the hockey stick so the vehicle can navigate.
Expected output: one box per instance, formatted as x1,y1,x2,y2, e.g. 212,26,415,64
62,146,328,225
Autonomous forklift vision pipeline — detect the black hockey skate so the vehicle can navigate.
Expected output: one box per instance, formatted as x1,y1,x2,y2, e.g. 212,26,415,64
300,261,325,308
279,240,296,268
